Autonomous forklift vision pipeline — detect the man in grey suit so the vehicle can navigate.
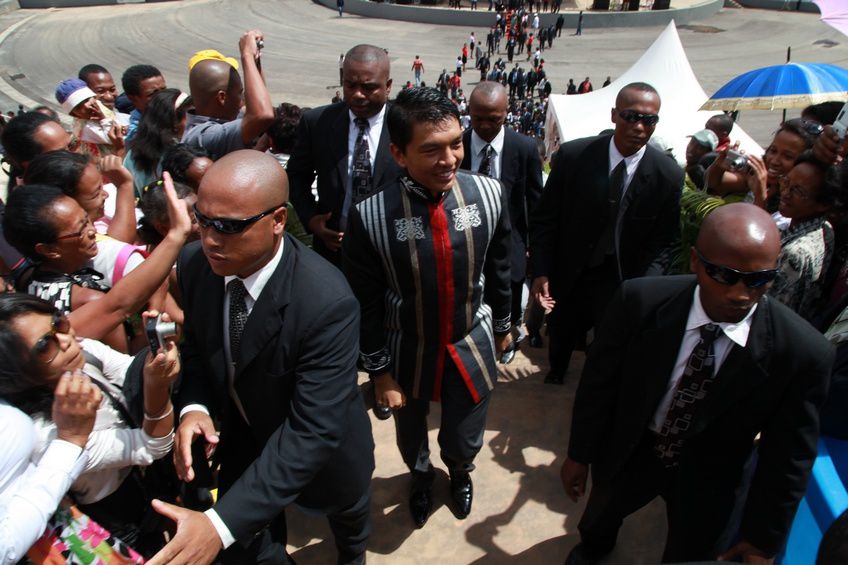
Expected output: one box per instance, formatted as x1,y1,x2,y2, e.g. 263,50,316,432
530,82,683,383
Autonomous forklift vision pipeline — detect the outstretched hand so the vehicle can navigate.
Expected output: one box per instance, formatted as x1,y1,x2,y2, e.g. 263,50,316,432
146,500,222,565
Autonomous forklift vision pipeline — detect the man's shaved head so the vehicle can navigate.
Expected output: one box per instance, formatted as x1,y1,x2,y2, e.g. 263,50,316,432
693,203,781,322
197,150,288,278
696,203,780,264
469,81,508,142
189,59,242,119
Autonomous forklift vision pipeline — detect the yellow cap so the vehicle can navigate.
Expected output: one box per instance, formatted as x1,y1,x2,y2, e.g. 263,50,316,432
188,49,239,72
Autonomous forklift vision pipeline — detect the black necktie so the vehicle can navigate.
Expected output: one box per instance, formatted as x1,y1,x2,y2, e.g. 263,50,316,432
654,323,724,467
478,144,494,177
352,117,372,202
228,279,249,364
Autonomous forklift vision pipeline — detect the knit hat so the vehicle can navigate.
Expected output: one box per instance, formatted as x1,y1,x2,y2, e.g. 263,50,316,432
188,49,239,72
55,79,96,113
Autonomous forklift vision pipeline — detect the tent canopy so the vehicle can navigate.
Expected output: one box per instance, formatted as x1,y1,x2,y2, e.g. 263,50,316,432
545,21,763,165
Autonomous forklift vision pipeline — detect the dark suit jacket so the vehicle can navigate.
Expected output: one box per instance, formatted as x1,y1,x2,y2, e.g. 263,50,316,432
461,127,543,281
569,275,833,554
287,102,402,263
530,134,682,297
175,235,374,543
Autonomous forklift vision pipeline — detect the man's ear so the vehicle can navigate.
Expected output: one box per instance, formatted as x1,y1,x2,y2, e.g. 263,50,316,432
389,143,406,168
274,206,288,235
215,90,227,108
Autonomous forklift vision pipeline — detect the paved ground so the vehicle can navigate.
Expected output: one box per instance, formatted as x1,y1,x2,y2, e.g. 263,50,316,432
0,2,844,562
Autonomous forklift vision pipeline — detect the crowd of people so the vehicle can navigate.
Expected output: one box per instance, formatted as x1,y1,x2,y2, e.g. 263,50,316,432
0,9,847,565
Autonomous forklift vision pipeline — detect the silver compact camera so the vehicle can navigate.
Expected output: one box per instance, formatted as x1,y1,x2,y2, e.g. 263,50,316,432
725,149,749,173
146,314,177,355
832,102,848,141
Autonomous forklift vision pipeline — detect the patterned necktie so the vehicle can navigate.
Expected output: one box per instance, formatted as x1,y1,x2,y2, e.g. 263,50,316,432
352,117,372,202
654,323,724,467
228,279,249,364
478,144,494,177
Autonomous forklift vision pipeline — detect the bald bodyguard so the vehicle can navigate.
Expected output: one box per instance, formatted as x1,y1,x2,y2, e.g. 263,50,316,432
562,204,833,564
150,150,373,565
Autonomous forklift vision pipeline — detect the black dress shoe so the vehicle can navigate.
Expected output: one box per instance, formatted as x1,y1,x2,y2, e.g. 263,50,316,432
564,543,605,565
409,471,434,528
374,403,393,421
544,371,564,385
449,472,473,519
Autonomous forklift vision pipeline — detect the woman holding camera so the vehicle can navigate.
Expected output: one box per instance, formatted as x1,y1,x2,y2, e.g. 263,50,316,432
0,292,179,557
705,118,822,216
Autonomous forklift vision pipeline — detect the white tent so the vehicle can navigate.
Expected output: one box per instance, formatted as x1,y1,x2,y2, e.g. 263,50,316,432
545,21,763,165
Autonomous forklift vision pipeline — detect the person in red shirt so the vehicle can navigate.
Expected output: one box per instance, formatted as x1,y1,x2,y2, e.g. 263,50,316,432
578,76,593,94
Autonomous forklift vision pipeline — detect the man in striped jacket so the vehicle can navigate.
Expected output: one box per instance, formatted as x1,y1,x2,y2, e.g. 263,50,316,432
343,87,512,529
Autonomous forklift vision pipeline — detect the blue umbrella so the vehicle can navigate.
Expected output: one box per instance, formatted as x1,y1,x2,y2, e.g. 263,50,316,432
700,62,848,111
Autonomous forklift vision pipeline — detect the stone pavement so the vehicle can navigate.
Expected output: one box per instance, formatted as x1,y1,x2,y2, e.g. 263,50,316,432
0,2,842,562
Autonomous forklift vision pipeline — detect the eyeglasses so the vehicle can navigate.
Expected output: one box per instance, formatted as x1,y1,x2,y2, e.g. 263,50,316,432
617,109,660,127
193,203,286,234
55,217,93,241
31,311,71,365
695,249,778,288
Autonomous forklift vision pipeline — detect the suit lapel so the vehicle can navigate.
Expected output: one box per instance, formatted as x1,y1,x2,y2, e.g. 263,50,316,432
619,150,652,221
201,267,228,390
333,107,350,191
638,282,694,418
372,106,395,188
500,129,519,191
461,129,472,171
234,238,294,379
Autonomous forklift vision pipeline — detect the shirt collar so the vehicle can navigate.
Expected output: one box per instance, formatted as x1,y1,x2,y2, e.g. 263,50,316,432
688,286,757,348
608,135,647,176
348,105,386,130
224,237,285,302
471,126,506,157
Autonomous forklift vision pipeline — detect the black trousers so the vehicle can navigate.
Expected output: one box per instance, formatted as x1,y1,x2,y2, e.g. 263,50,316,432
547,258,619,376
395,356,490,476
577,434,738,563
219,402,371,564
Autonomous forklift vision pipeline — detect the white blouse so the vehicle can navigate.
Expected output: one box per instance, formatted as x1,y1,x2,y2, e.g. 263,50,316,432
30,339,173,505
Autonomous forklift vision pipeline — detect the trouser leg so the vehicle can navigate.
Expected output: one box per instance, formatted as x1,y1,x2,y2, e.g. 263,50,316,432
395,396,433,474
328,488,372,565
437,357,491,475
576,437,669,557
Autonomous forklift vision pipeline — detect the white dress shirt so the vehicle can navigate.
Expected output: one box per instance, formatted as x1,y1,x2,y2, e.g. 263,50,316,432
470,127,506,180
30,339,174,505
608,136,647,199
649,287,757,432
202,238,286,550
0,402,87,565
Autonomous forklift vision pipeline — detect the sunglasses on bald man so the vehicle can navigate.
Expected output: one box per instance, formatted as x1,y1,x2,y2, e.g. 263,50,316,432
695,249,777,289
617,109,660,127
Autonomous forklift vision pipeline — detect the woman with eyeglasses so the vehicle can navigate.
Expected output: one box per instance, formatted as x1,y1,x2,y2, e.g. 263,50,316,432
767,152,844,320
705,119,822,222
2,175,190,353
24,149,138,248
0,293,179,556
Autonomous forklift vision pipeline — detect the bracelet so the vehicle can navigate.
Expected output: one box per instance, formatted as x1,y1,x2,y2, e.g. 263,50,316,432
144,403,174,422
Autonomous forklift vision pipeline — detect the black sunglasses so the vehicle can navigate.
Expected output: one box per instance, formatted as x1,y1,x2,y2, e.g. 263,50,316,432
695,249,777,289
193,203,286,234
617,109,660,127
32,311,72,365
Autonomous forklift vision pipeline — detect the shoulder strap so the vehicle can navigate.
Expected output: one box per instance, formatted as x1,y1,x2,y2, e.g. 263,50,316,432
112,244,148,286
